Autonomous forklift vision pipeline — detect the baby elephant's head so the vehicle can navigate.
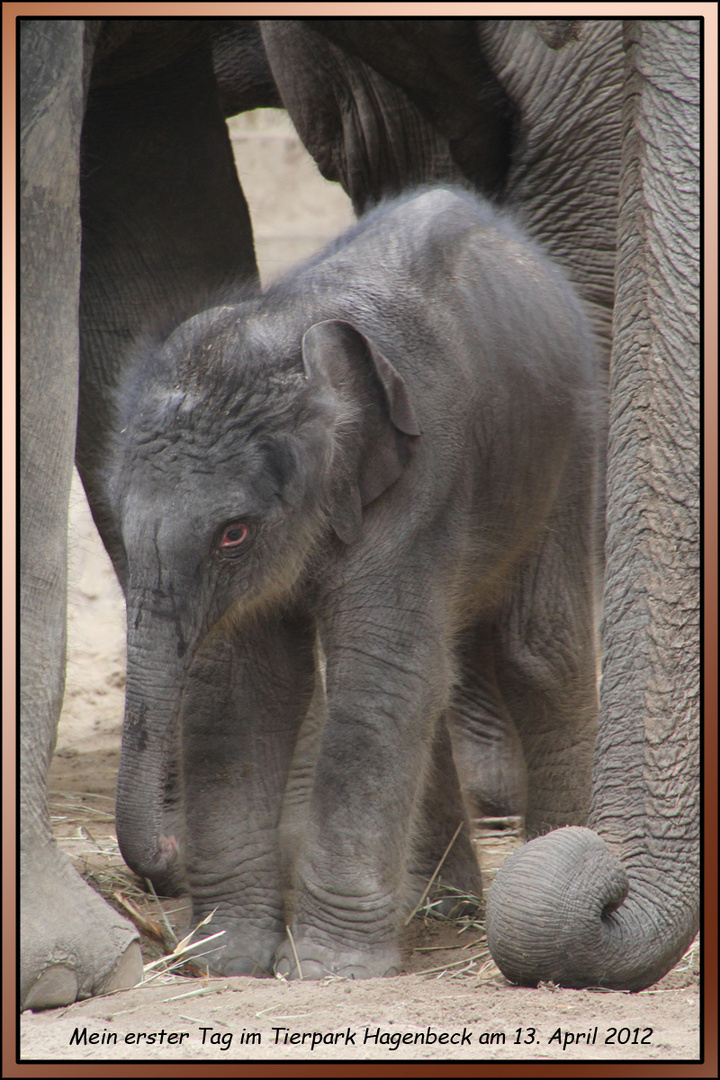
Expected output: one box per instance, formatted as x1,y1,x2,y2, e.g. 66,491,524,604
109,304,420,650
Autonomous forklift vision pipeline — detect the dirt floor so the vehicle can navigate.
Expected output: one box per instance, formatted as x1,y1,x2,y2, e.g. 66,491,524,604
19,111,701,1066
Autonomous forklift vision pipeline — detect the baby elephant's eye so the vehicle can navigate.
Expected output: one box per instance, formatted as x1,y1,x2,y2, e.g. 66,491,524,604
219,524,249,551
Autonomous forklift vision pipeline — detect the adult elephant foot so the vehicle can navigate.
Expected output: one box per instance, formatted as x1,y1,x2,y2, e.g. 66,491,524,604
274,935,401,980
21,844,142,1010
485,827,695,992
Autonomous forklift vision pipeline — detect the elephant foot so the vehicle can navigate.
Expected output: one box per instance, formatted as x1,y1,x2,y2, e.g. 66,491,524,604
189,921,283,978
274,935,401,980
21,842,142,1010
24,945,142,1011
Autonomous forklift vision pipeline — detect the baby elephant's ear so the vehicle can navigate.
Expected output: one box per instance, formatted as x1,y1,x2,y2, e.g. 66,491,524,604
302,319,421,524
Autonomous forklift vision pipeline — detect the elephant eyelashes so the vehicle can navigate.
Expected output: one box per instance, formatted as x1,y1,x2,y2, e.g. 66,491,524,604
218,524,249,553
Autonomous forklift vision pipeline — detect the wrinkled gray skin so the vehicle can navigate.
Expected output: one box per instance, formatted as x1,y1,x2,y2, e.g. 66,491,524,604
20,17,698,1005
105,188,601,979
485,20,699,992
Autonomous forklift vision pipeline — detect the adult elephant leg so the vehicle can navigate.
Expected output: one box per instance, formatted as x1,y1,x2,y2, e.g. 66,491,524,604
486,20,700,990
180,611,317,977
77,25,258,561
260,19,463,214
20,19,141,1010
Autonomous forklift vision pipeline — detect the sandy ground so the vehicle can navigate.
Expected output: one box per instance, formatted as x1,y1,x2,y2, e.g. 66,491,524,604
20,111,701,1066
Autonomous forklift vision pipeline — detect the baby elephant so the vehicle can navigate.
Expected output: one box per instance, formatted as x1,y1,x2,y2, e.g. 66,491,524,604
106,187,601,979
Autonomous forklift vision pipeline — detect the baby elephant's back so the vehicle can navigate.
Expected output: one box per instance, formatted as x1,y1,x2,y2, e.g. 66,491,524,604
310,187,595,395
309,187,599,448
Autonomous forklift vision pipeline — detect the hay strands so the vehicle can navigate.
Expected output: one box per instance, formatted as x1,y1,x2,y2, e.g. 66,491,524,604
142,910,226,981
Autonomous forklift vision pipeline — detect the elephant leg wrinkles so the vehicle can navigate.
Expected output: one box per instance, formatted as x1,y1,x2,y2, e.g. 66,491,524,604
180,611,317,976
495,502,600,838
406,717,483,917
448,623,528,825
276,581,458,979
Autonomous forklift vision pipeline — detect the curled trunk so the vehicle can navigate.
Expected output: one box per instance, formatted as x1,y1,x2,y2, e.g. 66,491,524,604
486,826,696,991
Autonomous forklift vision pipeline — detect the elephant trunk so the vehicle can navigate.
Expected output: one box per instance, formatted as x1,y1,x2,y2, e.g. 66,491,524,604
485,826,697,992
115,603,192,891
487,19,699,992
